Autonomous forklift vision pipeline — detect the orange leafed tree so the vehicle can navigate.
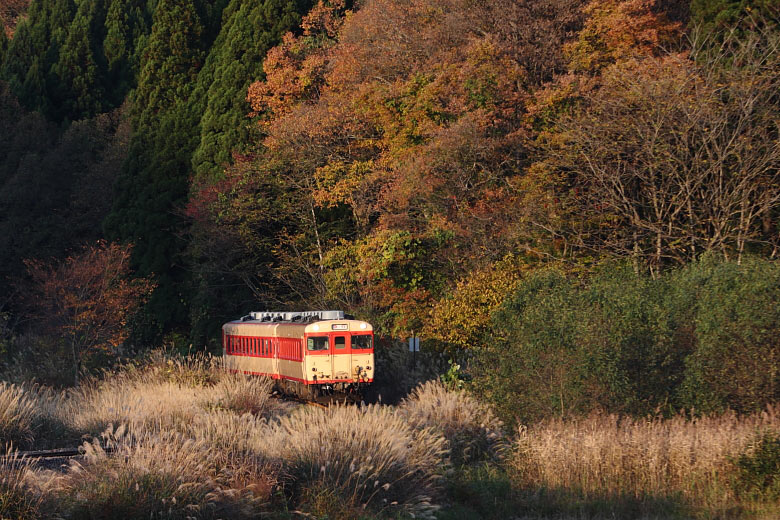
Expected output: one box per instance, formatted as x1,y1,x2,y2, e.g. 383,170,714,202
23,241,154,385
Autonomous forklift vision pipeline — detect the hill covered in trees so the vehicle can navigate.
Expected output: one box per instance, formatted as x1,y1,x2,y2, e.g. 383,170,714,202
1,0,779,415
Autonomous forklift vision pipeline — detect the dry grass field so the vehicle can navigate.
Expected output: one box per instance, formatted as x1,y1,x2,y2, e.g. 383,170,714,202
0,352,777,519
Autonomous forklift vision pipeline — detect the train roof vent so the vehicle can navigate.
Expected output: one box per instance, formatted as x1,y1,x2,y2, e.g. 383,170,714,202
248,310,345,322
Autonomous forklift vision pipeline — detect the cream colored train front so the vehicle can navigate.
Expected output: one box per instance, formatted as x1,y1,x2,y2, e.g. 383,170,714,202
222,310,374,396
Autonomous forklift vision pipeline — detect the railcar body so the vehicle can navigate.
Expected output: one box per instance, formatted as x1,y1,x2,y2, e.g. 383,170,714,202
222,310,374,396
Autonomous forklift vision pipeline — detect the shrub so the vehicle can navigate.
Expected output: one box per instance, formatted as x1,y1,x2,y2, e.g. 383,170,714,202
0,453,41,519
262,404,447,519
582,264,685,415
677,257,780,413
371,337,444,404
472,268,595,427
733,431,780,501
48,424,273,519
398,380,504,464
211,373,276,416
0,383,44,448
474,257,780,426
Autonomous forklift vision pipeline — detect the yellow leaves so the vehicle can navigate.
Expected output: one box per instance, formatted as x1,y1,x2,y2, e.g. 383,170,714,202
565,0,683,74
423,256,527,349
313,160,373,208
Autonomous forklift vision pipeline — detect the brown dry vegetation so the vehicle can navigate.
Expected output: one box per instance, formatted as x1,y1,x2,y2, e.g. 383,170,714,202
511,410,780,518
0,353,777,519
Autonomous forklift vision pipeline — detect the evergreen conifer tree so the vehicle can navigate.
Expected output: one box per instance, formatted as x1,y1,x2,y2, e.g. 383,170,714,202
0,29,8,62
0,0,76,115
103,0,150,106
190,0,312,183
54,0,109,121
104,0,206,339
186,0,312,344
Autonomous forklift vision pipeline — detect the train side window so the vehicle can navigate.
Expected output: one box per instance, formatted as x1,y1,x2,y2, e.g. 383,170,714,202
352,335,372,350
307,336,328,351
334,336,346,349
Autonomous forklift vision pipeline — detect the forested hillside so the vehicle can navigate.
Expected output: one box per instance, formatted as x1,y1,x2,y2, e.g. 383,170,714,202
1,0,779,414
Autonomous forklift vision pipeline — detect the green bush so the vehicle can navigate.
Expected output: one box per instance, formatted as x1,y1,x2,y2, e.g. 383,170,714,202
733,431,780,501
472,257,780,427
677,257,780,413
582,264,685,415
471,269,593,427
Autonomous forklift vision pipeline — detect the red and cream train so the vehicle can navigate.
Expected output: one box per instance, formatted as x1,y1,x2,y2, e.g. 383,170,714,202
222,310,374,397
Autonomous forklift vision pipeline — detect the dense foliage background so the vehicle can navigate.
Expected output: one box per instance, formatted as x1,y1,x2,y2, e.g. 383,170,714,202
0,0,779,421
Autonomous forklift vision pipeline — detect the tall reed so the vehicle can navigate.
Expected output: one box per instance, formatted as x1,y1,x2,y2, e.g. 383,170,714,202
512,407,780,513
0,383,48,447
261,404,448,519
44,423,274,519
398,380,505,464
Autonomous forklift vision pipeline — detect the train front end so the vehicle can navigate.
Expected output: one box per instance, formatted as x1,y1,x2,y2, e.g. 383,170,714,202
303,319,374,390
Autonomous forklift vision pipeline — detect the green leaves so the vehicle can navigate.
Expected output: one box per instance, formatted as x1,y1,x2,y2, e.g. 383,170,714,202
475,257,780,427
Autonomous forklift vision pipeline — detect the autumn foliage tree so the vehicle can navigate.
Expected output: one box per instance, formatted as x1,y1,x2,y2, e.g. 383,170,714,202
22,241,154,385
546,21,780,270
197,0,554,334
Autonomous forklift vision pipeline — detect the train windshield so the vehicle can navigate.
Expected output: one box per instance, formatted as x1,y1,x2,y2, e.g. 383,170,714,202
352,334,372,350
307,336,329,351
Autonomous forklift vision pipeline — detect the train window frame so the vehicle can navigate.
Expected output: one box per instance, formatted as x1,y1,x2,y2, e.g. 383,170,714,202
351,334,373,350
334,336,346,349
307,336,329,351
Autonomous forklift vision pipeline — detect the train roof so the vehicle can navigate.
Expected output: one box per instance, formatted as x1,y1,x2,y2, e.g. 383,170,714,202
222,311,373,334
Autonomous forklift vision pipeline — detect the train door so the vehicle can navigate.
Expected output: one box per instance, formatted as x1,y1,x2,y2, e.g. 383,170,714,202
271,336,279,378
331,334,351,380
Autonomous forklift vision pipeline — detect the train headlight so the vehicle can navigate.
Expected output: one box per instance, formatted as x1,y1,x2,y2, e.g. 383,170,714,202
312,324,320,331
360,322,367,329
